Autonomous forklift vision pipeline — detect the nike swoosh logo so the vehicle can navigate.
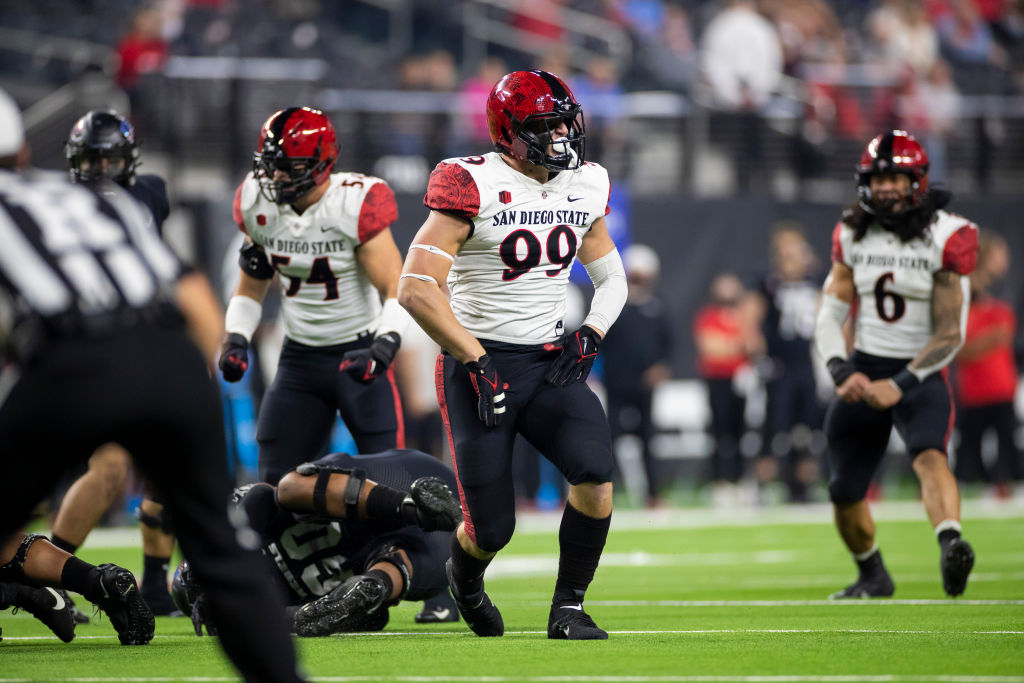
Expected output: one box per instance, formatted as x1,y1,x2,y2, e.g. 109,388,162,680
562,604,583,611
321,225,337,232
432,608,451,620
567,196,583,202
47,588,65,611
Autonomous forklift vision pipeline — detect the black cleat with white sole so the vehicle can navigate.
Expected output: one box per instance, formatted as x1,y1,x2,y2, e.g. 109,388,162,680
12,585,76,643
292,574,390,637
446,559,503,637
941,538,975,597
547,603,608,640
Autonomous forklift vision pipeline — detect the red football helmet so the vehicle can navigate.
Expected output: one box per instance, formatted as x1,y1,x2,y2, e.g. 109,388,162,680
486,70,586,171
253,107,339,204
856,130,929,217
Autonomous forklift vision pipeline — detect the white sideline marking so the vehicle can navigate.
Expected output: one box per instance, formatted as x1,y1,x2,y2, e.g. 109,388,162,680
6,627,1021,644
1,675,1023,683
73,501,1024,548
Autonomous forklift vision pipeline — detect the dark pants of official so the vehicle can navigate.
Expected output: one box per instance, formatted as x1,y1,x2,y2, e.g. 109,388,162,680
606,387,659,500
705,377,747,483
825,352,954,505
955,401,1021,484
0,325,300,683
258,337,404,485
436,344,615,552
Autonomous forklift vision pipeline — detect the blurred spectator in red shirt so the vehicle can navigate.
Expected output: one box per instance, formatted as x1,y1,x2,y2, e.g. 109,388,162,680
695,273,752,490
953,232,1020,496
116,8,168,92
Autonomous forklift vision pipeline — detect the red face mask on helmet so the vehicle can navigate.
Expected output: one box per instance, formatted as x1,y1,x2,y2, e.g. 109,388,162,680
856,130,929,217
486,70,586,171
253,107,339,204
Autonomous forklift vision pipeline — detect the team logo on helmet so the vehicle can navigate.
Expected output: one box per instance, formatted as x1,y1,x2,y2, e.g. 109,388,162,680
486,70,586,172
253,107,339,205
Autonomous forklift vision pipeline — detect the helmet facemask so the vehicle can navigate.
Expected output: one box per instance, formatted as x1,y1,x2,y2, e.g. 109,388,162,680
856,169,926,220
507,108,586,172
253,143,328,205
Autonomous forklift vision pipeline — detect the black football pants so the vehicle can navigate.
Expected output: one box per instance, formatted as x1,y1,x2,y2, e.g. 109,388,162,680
0,325,302,683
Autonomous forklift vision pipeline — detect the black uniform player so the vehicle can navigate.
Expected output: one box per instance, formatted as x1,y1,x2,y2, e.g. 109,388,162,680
0,92,304,682
173,449,461,636
51,110,182,617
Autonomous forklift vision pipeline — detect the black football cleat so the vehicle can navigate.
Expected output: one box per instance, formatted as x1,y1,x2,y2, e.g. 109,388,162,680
292,574,390,637
829,571,895,599
403,477,462,532
12,585,76,643
941,538,975,597
415,603,460,623
547,603,608,640
446,559,503,637
93,564,155,645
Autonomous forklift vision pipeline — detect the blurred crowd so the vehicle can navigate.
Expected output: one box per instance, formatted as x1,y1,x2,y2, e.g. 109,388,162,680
3,0,1022,512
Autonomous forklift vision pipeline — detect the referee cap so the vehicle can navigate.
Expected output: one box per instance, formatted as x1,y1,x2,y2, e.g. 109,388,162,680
0,89,25,157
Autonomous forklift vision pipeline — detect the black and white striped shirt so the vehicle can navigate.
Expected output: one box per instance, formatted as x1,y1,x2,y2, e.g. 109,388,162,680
0,169,183,358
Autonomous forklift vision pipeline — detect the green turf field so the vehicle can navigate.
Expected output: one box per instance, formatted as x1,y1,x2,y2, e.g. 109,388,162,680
3,501,1022,683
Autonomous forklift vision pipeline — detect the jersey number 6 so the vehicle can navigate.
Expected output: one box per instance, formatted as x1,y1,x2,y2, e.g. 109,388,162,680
874,272,906,322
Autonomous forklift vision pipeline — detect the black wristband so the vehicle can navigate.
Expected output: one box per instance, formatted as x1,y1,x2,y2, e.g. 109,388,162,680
890,367,921,394
826,357,856,386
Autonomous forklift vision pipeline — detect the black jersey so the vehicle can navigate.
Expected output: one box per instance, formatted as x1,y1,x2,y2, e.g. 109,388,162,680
236,449,456,605
129,174,170,235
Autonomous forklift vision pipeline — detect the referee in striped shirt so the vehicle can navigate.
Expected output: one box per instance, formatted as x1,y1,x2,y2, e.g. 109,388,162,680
0,91,305,683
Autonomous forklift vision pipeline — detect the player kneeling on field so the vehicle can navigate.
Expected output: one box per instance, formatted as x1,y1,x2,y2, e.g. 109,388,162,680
172,449,462,636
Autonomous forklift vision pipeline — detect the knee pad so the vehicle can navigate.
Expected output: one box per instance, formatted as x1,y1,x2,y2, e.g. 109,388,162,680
289,462,366,519
363,543,411,605
0,533,45,583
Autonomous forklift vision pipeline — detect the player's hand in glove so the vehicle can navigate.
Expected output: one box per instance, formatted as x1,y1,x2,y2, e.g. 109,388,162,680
400,477,462,532
464,354,506,427
189,593,217,637
339,332,400,384
218,333,249,382
545,326,601,386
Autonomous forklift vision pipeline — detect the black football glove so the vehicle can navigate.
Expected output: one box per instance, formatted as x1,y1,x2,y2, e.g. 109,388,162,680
218,333,249,383
545,326,600,386
339,332,400,384
190,592,217,637
464,354,506,428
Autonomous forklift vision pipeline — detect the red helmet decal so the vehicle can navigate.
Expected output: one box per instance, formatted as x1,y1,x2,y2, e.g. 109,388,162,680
254,107,339,204
855,130,931,218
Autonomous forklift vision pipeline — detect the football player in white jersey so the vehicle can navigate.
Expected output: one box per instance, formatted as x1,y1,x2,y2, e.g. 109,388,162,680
218,107,411,485
398,70,627,640
814,130,978,599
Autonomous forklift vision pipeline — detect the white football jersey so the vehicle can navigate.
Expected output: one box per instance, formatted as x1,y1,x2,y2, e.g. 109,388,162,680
423,152,611,344
233,171,398,346
832,209,978,359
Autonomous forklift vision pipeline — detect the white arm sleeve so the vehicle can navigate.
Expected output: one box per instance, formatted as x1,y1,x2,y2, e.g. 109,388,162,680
375,297,412,340
224,295,263,343
814,293,851,362
582,249,627,336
